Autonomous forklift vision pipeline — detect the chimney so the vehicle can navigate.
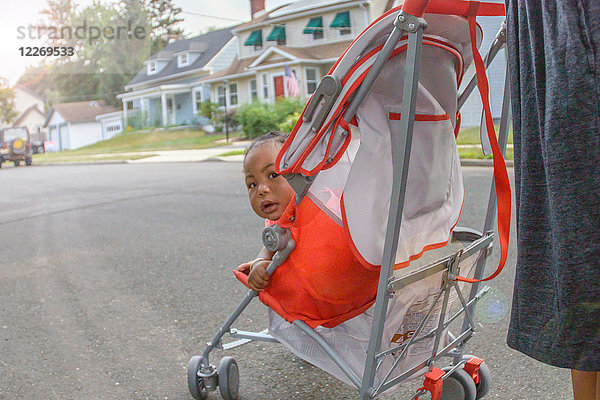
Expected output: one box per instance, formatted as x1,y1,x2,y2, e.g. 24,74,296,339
250,0,265,19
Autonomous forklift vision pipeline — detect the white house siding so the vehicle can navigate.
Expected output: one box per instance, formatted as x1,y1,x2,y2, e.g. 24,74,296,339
17,110,47,142
46,112,69,151
205,38,240,72
369,0,390,20
13,89,44,116
97,114,123,140
68,122,104,150
238,7,369,59
458,16,506,127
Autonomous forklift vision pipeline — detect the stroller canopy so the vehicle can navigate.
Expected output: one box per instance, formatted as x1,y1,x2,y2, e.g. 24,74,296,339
276,7,482,270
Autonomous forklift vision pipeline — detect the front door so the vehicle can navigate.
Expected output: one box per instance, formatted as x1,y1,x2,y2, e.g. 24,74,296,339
59,124,69,151
166,96,176,125
274,76,284,98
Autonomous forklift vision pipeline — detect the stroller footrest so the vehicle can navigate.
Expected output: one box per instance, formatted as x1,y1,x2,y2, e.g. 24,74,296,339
223,329,279,349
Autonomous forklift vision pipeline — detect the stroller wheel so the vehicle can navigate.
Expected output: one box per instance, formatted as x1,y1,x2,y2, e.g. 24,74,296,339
218,356,239,400
187,356,209,399
440,368,477,400
462,355,491,399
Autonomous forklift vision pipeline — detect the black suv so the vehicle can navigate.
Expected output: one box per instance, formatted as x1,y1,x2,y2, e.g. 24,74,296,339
0,127,33,168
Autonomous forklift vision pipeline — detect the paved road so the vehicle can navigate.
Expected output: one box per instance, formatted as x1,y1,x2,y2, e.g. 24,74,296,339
0,163,570,400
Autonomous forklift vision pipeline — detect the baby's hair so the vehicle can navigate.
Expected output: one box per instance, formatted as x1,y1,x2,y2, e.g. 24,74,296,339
244,131,288,164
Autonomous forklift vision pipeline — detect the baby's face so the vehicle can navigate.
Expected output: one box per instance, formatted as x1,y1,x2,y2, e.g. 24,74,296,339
244,142,295,220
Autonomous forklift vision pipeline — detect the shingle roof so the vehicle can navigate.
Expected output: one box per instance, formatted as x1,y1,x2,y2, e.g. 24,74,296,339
197,41,351,82
234,0,359,31
125,27,235,88
13,105,46,127
49,101,119,124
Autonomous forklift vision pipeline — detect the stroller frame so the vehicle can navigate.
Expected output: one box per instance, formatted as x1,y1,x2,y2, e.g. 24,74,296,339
188,3,510,400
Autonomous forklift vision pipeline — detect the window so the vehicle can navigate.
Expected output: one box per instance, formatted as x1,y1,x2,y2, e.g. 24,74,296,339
217,85,226,107
249,79,258,101
229,83,238,106
306,68,318,95
331,11,351,36
193,89,202,114
267,25,286,46
106,123,121,133
148,61,157,75
178,53,190,67
339,27,351,36
262,74,269,99
244,30,263,51
303,17,324,41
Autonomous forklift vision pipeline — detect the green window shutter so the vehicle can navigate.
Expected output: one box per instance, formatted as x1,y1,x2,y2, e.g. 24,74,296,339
303,16,323,34
267,26,286,42
330,11,350,28
244,30,262,46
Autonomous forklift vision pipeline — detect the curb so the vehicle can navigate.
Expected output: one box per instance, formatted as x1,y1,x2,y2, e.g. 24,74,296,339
29,158,513,167
460,159,514,167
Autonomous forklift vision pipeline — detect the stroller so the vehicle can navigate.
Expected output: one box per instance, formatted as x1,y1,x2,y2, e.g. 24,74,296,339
188,1,511,399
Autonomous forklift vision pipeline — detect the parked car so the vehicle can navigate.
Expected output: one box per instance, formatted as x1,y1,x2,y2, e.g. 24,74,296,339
31,141,45,154
0,127,33,168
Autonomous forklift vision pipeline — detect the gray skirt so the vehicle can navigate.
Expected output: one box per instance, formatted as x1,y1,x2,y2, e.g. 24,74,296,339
505,0,600,370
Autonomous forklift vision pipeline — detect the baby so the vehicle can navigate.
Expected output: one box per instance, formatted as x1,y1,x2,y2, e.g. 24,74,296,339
236,132,295,292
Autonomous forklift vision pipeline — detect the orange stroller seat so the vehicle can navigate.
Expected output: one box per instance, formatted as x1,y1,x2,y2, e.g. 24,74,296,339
234,196,380,329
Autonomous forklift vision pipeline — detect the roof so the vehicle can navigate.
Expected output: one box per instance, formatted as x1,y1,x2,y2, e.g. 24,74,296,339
234,0,361,31
12,105,46,127
198,41,351,82
46,101,119,125
270,0,357,18
125,27,235,88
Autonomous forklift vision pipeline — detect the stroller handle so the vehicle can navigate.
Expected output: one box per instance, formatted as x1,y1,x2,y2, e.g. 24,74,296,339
401,0,429,17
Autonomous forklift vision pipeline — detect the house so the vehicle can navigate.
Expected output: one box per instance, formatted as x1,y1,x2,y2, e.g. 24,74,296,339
457,15,506,127
118,0,506,129
197,0,392,107
7,85,47,141
117,27,239,128
201,0,507,128
12,105,47,143
44,101,119,151
96,111,124,140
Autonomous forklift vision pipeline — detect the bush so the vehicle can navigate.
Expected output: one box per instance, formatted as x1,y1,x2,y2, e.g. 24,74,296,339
199,100,219,123
280,112,300,134
272,98,305,123
235,103,280,139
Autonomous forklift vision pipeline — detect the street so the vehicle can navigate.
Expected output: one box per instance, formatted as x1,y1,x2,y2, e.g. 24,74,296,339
0,163,571,400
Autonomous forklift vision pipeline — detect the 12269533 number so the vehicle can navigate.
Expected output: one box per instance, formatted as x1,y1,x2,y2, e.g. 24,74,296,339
19,47,74,57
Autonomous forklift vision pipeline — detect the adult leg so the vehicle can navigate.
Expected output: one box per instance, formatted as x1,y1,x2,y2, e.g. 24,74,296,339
571,370,599,400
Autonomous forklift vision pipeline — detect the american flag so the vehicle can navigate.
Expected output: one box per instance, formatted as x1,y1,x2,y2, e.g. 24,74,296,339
284,65,300,97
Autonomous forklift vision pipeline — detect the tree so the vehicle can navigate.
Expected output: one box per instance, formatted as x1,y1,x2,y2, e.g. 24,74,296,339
39,0,78,48
0,79,18,126
144,0,184,53
27,0,182,106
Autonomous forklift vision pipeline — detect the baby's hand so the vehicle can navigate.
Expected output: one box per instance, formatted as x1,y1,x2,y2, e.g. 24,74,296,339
237,261,252,275
248,260,270,292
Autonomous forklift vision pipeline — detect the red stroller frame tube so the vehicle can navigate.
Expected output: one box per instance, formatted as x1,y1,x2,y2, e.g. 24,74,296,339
401,0,430,17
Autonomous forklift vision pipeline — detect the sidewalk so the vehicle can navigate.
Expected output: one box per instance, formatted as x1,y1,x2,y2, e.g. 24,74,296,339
127,140,250,164
32,140,511,167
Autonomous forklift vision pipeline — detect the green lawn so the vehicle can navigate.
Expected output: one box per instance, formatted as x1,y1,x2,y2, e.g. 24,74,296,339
46,129,227,155
456,124,512,146
32,125,513,163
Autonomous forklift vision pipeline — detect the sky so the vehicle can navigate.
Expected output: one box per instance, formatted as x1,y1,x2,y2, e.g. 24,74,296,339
1,0,291,86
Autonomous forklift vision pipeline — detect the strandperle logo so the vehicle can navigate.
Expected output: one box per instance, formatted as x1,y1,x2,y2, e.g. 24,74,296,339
17,20,147,45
